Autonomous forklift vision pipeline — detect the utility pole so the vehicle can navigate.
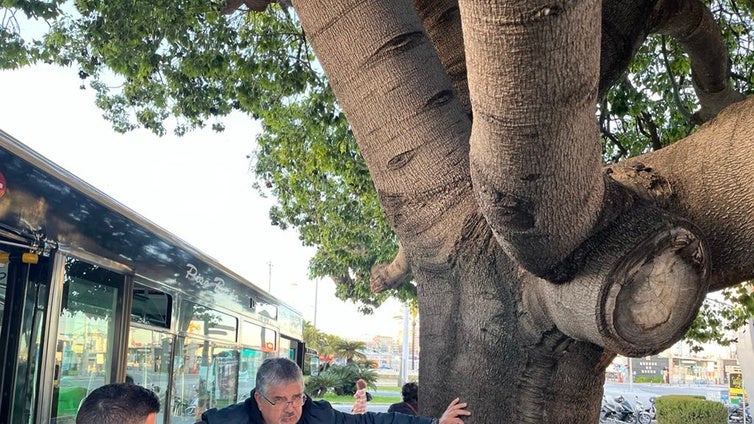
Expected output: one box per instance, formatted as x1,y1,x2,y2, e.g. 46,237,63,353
267,261,273,292
401,303,409,386
313,279,319,328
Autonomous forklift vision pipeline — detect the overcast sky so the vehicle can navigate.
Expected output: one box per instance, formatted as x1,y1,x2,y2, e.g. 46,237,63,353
0,64,405,340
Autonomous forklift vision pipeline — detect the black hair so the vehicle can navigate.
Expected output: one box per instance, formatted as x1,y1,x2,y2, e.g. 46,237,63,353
401,382,418,402
76,383,160,424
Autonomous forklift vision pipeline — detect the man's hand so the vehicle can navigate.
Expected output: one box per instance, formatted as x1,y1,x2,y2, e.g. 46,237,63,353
438,398,471,424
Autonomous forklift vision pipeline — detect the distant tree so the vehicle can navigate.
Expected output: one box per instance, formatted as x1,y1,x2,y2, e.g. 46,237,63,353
304,372,339,398
326,364,378,396
333,340,367,365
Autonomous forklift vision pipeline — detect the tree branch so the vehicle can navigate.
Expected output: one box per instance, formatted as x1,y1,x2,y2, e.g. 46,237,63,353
293,0,475,263
652,0,745,123
220,0,273,14
660,35,694,124
412,0,471,116
459,0,605,280
638,112,663,151
610,96,754,291
370,245,411,293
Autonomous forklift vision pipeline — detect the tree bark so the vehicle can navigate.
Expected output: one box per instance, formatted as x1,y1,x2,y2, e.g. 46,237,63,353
412,0,470,116
459,0,605,281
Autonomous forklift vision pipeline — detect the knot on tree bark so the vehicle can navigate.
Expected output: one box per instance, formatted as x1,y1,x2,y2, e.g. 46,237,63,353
534,198,710,357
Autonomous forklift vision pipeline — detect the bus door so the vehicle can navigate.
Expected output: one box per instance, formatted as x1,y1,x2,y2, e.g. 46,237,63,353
0,242,52,424
38,254,130,424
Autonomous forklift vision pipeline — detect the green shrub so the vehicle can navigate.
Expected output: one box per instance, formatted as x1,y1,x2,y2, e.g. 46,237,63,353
305,373,339,397
634,376,664,383
655,395,727,424
327,364,378,395
304,364,378,397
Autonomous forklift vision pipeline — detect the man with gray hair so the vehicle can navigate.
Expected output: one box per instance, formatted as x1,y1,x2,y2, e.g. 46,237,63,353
198,357,471,424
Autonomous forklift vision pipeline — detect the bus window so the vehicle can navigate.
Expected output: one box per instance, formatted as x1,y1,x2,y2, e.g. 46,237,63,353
240,321,263,348
279,337,294,361
237,348,270,402
131,283,172,329
52,258,124,423
171,338,238,423
183,302,237,344
127,327,172,424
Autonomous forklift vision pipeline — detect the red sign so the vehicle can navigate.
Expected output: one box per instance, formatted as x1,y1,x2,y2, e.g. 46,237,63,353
0,171,5,199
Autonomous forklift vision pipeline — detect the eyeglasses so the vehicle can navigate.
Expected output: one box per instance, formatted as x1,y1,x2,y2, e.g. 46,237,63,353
259,391,307,409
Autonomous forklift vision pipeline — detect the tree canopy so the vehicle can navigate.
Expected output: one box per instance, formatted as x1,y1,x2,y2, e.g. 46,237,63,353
2,0,752,341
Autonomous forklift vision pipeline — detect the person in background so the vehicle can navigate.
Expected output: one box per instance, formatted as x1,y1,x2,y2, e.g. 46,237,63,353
388,382,419,416
76,383,160,424
198,357,471,424
351,378,369,414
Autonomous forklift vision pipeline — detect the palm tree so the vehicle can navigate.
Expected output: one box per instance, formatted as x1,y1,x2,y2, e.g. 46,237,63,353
334,340,367,364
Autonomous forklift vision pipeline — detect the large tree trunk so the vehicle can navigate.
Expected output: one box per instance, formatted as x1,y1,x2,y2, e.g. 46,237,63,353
290,0,753,422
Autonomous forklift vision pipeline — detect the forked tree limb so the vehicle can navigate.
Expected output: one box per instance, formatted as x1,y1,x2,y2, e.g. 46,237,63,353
293,0,476,262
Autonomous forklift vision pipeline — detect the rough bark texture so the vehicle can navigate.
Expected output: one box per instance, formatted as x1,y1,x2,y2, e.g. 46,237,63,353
288,0,751,422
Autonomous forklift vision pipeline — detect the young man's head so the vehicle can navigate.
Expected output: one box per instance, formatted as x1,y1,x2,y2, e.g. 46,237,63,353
253,358,306,424
402,382,419,403
76,383,160,424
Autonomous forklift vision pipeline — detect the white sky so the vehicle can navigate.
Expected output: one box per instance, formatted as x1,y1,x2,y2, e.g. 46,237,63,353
0,64,405,341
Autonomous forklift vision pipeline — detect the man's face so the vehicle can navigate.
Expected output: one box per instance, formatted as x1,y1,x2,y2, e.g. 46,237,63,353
143,412,156,424
255,380,305,424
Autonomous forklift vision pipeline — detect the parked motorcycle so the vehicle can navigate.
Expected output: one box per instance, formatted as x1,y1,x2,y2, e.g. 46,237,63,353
633,396,653,424
600,395,652,424
728,403,752,423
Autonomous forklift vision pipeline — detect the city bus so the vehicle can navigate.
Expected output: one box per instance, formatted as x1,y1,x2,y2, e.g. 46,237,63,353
0,129,305,423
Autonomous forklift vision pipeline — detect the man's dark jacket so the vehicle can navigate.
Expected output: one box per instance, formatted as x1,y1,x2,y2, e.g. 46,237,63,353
198,390,437,424
387,401,419,416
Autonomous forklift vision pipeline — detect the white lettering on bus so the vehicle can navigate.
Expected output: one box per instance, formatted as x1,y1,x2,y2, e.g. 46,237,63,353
185,263,225,288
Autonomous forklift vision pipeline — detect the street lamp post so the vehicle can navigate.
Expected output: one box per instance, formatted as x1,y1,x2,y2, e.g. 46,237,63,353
267,261,273,292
